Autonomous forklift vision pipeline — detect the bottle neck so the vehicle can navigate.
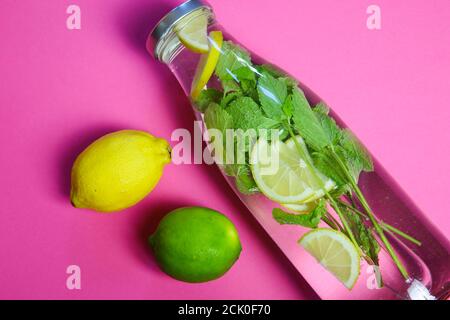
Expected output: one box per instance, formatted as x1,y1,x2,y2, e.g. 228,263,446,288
159,10,218,96
155,7,214,64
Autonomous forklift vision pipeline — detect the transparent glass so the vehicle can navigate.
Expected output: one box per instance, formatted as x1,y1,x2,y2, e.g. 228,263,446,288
154,8,450,300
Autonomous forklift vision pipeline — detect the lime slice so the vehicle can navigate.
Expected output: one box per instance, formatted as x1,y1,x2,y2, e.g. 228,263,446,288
299,228,360,289
250,136,332,204
190,31,223,100
176,13,209,53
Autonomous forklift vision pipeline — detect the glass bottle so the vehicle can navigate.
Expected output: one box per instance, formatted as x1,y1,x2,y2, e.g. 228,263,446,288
146,0,450,300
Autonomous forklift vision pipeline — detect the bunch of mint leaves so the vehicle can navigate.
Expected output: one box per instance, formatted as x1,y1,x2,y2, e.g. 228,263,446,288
194,41,417,285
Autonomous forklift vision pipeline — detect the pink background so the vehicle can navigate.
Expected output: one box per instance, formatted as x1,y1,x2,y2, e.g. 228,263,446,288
0,0,449,299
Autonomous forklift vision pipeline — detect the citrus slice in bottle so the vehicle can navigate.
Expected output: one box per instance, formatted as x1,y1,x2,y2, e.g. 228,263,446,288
299,228,360,289
190,31,223,100
285,137,335,203
250,136,333,204
176,13,209,54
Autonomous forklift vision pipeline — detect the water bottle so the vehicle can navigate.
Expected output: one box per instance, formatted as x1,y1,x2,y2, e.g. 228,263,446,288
146,0,449,300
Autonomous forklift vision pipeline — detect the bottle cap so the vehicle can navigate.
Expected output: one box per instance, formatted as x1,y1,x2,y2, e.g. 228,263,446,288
146,0,212,61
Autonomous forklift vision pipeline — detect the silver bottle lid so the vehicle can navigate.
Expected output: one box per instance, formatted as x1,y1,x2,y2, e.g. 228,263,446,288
146,0,212,60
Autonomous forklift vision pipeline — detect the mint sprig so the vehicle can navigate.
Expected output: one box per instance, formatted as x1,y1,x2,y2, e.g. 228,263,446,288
195,41,419,284
257,71,287,120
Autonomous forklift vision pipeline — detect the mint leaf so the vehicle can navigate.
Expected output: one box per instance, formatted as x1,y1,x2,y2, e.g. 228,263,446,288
340,129,374,172
215,41,252,82
256,64,285,78
227,96,278,131
281,94,294,118
312,148,348,187
233,66,256,81
302,103,373,184
204,103,233,165
215,42,254,95
257,72,287,120
194,88,222,113
291,87,330,150
234,164,259,194
313,101,330,115
220,91,241,108
279,77,299,94
256,65,298,93
204,102,232,133
240,79,259,103
256,64,298,91
221,79,242,94
219,66,256,94
272,199,326,229
313,104,341,145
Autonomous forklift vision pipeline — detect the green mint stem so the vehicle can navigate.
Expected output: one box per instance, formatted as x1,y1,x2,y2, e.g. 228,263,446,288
326,195,360,247
330,150,410,280
382,224,422,246
322,215,338,230
337,199,422,246
285,124,360,249
337,199,368,218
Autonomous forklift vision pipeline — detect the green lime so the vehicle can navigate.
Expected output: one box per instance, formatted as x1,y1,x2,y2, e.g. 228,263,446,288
149,206,242,283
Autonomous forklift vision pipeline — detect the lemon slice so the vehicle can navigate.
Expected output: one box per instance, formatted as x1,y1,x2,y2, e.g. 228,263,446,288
250,136,332,204
285,137,335,203
299,228,360,289
176,13,209,53
190,31,223,100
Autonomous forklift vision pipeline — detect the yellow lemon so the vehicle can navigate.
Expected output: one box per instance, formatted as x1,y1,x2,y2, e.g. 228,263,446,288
70,130,171,212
